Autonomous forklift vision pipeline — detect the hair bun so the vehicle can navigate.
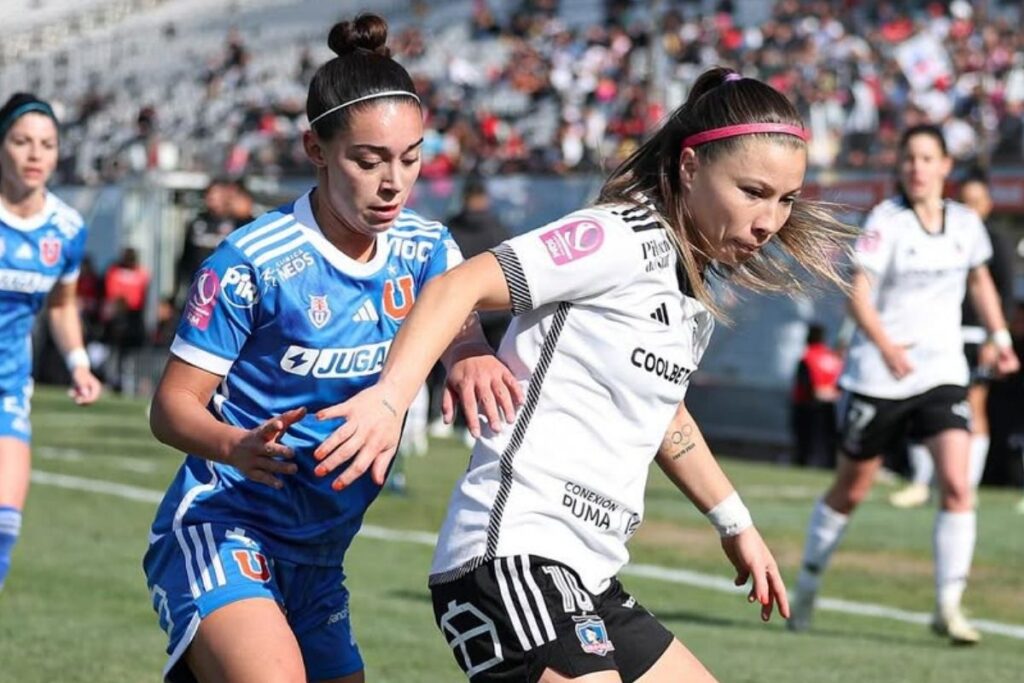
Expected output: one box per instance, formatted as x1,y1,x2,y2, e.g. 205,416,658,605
327,13,391,58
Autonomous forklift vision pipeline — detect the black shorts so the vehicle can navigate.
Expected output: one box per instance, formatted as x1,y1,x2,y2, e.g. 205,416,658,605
837,384,971,460
431,555,674,682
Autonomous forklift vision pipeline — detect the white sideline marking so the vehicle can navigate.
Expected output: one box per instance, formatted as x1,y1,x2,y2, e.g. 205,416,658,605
30,469,1024,641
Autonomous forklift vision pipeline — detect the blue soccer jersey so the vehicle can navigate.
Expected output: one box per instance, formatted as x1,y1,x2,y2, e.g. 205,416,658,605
0,193,86,393
149,191,462,565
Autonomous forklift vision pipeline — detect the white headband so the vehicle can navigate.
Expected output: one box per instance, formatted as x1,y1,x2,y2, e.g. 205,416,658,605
309,90,421,126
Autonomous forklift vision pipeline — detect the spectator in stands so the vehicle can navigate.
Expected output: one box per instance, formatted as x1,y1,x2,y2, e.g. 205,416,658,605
426,176,513,443
790,322,842,468
890,168,1018,507
0,92,102,593
790,125,1019,645
102,246,149,394
142,14,519,682
316,66,854,682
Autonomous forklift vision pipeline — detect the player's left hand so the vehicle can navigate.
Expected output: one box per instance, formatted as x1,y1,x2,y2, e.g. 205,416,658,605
68,367,102,405
720,526,789,622
994,345,1020,377
442,345,524,438
313,384,404,491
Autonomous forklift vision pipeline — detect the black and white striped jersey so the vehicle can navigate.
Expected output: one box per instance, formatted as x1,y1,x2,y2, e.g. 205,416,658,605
429,201,714,593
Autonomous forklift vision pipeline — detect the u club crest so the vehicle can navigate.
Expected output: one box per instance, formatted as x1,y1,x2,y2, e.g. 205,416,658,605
308,294,332,329
39,235,62,267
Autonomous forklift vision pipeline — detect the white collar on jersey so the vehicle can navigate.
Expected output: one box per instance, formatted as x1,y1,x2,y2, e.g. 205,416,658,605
0,192,57,231
292,190,392,278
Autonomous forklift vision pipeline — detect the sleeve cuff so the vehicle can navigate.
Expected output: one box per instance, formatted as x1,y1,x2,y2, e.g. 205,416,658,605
170,336,233,376
490,243,533,315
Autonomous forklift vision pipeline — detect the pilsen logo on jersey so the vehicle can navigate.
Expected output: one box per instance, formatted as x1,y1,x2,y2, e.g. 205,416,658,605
39,235,62,267
540,219,605,265
308,295,332,329
184,268,220,331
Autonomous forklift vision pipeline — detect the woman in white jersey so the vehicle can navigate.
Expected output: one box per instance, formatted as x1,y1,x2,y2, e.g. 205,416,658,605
789,125,1019,644
314,67,852,682
0,93,102,593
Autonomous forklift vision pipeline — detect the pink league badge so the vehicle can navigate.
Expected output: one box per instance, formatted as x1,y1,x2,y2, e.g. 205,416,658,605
184,268,220,330
540,219,605,265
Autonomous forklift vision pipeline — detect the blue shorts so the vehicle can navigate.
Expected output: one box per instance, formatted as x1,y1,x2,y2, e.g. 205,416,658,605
143,523,362,682
0,380,33,443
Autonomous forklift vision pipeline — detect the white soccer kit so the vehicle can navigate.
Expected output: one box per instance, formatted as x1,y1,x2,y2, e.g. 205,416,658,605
430,200,714,594
840,197,992,400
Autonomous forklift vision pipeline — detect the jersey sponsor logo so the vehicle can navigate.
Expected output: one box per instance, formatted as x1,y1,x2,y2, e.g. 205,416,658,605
231,549,271,582
308,295,332,329
390,237,434,262
280,341,391,378
650,302,669,325
562,481,619,530
221,264,260,308
0,268,57,294
266,250,315,285
630,347,692,386
351,298,379,323
574,616,614,656
39,235,61,267
382,275,415,321
14,243,33,260
641,237,672,272
184,268,220,330
438,600,504,678
540,218,604,265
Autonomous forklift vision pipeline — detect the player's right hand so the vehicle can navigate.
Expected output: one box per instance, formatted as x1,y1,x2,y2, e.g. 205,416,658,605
226,407,306,489
880,342,913,380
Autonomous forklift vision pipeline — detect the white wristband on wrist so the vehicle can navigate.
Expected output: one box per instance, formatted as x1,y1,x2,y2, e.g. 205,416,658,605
65,348,90,371
705,491,753,538
990,329,1012,350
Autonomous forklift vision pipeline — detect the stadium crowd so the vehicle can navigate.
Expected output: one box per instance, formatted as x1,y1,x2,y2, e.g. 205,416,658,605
14,0,1024,184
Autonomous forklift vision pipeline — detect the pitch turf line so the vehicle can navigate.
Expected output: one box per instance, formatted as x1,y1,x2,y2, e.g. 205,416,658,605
30,469,1024,641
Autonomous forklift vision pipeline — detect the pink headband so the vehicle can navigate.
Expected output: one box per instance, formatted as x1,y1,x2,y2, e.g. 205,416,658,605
682,123,809,149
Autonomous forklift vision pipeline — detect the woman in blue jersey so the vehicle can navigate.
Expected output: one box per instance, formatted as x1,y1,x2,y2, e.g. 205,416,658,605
143,14,521,683
0,93,102,593
788,125,1019,644
312,69,852,682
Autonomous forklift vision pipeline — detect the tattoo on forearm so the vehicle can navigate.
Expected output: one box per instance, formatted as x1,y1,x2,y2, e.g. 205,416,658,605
664,422,696,460
382,399,398,418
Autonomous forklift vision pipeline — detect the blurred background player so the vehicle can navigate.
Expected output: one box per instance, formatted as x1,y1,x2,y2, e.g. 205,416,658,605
0,93,102,593
142,14,519,682
890,168,1018,507
101,246,150,395
174,178,251,307
789,125,1019,645
313,67,853,683
790,322,842,469
426,174,513,443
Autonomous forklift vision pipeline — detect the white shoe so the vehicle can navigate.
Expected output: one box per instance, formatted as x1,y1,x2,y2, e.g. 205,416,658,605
786,586,817,632
1015,498,1024,515
889,483,930,509
932,605,981,645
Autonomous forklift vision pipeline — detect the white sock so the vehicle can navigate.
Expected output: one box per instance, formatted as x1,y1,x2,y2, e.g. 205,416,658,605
968,435,990,489
909,443,933,487
797,498,850,594
934,510,976,611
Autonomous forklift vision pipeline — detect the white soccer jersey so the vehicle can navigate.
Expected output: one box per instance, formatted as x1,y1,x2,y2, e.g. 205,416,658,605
840,197,992,399
429,200,714,594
